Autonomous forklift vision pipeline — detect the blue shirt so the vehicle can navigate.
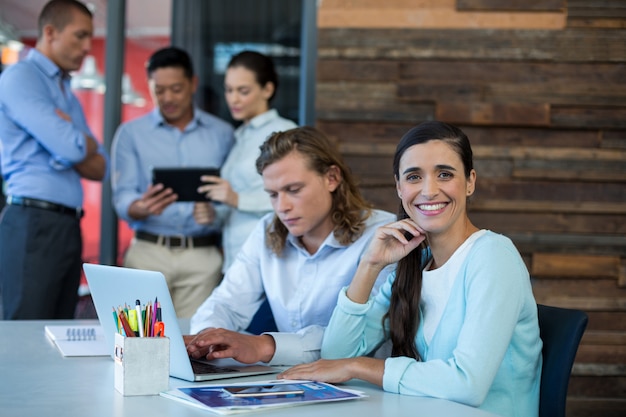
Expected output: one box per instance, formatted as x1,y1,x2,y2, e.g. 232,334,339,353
111,107,234,236
217,109,297,271
322,231,542,417
0,49,108,207
190,209,396,365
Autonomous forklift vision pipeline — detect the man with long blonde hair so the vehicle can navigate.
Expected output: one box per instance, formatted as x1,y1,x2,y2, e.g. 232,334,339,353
186,126,395,366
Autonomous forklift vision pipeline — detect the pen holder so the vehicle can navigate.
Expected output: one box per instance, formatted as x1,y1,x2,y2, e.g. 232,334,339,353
114,332,170,396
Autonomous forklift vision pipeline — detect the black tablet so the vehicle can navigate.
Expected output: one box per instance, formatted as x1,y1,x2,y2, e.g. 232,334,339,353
151,167,220,202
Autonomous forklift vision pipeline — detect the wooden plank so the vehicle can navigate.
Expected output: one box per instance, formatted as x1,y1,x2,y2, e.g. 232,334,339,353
588,311,626,331
436,102,550,126
318,28,626,62
398,82,486,103
619,259,626,288
551,106,626,129
317,121,416,144
316,106,434,123
601,130,626,149
316,81,435,122
582,330,626,345
567,0,626,18
568,375,626,398
318,9,565,29
470,200,626,215
461,126,601,148
475,146,626,161
532,253,621,278
535,296,626,311
487,82,626,106
575,344,626,364
532,278,624,297
567,18,626,29
322,0,452,8
507,233,626,257
397,61,626,85
469,212,626,235
471,178,626,202
399,81,626,106
457,0,565,12
397,62,626,106
512,159,626,182
317,60,399,82
573,364,626,377
323,122,603,148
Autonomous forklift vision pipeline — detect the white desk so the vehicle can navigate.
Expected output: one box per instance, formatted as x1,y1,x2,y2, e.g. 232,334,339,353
0,320,498,417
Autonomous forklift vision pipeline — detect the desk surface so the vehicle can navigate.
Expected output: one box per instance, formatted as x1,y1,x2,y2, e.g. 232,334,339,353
0,320,498,417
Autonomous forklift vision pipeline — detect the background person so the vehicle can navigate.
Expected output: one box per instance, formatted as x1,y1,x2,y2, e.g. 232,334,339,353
279,121,542,417
194,50,297,272
111,46,234,318
185,126,396,366
0,0,107,320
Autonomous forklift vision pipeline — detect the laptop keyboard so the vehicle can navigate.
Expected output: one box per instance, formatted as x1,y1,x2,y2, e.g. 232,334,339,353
191,360,239,374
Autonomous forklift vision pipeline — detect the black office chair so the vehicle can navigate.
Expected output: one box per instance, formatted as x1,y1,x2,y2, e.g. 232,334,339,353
537,304,588,417
245,299,278,335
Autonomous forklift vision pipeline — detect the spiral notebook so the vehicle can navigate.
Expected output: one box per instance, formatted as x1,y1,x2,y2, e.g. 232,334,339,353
44,325,109,357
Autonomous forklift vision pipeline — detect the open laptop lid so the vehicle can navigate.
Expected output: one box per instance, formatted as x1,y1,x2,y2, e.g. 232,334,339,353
83,263,279,382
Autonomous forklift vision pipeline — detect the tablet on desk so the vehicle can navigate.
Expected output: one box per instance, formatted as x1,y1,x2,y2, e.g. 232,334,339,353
152,167,220,202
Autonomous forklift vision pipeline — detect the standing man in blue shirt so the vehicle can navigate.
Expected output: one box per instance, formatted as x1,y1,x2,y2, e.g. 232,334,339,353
111,47,234,318
0,0,108,320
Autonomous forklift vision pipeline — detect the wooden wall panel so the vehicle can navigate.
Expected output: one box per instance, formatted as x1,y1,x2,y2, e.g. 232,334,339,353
567,0,626,29
316,2,626,409
457,0,565,12
319,0,565,29
318,29,626,62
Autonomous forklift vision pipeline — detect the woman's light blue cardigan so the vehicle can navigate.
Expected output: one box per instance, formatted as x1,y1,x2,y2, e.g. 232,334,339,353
321,231,542,417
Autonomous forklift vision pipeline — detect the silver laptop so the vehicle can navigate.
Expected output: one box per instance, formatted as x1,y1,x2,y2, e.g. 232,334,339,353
83,263,281,382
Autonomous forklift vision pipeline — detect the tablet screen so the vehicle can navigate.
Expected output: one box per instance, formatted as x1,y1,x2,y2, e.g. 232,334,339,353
152,167,220,202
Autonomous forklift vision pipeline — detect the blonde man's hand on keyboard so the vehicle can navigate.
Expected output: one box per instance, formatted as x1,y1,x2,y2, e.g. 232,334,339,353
185,328,276,364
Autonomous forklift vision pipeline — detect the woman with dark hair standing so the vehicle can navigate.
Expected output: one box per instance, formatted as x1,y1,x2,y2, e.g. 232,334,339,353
194,51,297,271
279,121,543,417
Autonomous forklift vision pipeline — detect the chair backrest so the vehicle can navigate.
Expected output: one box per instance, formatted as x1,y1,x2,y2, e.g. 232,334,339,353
537,304,588,417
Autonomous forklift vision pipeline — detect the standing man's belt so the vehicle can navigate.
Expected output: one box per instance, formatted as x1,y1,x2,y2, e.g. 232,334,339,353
135,230,220,248
7,195,84,219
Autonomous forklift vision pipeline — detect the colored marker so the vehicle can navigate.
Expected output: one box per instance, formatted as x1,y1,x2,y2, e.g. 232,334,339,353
135,299,144,337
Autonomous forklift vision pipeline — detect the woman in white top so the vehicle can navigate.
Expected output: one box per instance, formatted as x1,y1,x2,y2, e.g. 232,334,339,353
194,51,297,271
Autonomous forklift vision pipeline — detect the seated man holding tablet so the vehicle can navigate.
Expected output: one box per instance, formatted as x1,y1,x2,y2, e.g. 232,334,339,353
185,126,395,366
111,47,234,318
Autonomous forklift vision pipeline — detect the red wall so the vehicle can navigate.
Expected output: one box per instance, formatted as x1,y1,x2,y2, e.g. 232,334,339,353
77,37,170,266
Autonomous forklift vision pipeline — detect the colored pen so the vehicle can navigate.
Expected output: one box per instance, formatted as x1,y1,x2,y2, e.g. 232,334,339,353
151,297,158,337
153,301,164,336
135,299,144,337
118,308,135,337
112,307,120,333
145,302,152,337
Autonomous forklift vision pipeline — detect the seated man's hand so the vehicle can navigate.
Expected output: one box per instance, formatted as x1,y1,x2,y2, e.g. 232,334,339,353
184,328,276,364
